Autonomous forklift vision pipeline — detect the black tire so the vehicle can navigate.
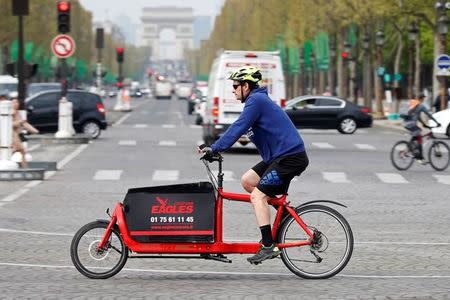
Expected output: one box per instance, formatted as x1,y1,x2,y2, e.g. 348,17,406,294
390,141,414,171
337,117,357,134
70,221,128,279
277,205,353,279
428,141,450,171
82,121,101,139
446,125,450,138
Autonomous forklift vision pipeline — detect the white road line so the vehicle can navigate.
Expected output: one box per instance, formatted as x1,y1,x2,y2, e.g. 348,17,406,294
433,175,450,185
1,188,30,202
162,124,176,128
119,140,137,146
322,172,350,183
0,262,449,279
93,170,122,180
114,113,131,126
24,180,42,188
27,144,41,152
134,124,148,128
158,140,176,146
57,144,88,170
355,143,376,150
376,173,409,184
152,170,179,181
189,125,202,129
312,142,335,149
0,228,72,236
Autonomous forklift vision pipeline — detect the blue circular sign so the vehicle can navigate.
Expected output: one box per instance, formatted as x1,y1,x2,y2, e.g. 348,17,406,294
436,54,450,70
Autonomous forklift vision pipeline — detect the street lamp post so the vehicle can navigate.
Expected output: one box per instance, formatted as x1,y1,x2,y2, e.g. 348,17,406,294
436,1,449,110
328,38,336,96
408,21,419,100
374,30,385,118
362,33,371,108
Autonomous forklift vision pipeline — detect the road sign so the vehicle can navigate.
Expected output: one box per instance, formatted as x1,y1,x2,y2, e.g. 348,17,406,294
436,54,450,70
51,34,75,58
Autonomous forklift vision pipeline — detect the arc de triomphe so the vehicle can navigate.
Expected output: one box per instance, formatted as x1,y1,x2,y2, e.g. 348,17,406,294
141,7,194,60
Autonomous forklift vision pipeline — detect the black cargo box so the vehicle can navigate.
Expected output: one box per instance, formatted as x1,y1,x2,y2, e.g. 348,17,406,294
123,182,216,243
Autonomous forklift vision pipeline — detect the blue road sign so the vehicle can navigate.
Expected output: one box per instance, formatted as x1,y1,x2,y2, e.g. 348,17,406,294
436,54,450,70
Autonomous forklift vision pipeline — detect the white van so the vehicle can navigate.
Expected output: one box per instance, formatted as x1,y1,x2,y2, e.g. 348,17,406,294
202,50,286,146
0,75,18,98
155,79,172,99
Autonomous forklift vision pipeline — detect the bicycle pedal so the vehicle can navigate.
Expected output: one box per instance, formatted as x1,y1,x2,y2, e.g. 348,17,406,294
201,254,232,263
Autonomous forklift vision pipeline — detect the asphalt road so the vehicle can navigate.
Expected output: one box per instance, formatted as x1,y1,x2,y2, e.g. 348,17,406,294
0,95,449,299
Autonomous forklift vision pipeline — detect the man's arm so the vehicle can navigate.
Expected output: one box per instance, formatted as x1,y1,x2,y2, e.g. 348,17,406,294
211,99,260,153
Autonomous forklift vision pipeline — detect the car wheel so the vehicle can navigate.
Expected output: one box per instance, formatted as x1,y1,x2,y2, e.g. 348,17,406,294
82,121,101,139
447,125,450,138
338,117,357,134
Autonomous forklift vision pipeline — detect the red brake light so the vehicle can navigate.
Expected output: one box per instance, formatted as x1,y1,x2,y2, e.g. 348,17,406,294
280,99,286,108
213,97,219,105
360,107,370,114
96,103,105,115
245,53,257,58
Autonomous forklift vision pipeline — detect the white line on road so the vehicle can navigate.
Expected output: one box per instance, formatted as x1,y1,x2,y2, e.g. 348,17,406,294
158,140,177,146
376,173,409,184
24,180,42,189
312,142,335,149
152,170,179,181
190,125,202,129
162,124,176,128
322,172,350,183
119,140,137,146
114,113,131,126
355,143,376,150
27,144,41,152
433,175,450,185
134,124,148,128
57,144,89,170
0,188,30,202
0,228,72,236
0,262,449,279
93,170,123,180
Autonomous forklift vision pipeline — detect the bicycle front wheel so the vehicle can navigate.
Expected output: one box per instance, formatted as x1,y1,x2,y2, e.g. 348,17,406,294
390,141,414,170
70,220,128,279
428,141,450,171
278,205,353,279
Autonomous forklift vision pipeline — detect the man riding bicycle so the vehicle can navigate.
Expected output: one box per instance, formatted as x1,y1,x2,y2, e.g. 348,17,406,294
199,66,308,264
402,94,441,164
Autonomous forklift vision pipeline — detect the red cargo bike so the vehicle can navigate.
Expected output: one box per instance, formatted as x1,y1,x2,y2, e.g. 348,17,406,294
70,153,353,279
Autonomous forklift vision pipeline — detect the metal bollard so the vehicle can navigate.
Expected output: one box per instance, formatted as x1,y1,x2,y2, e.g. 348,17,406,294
0,100,19,170
55,97,75,138
114,90,124,111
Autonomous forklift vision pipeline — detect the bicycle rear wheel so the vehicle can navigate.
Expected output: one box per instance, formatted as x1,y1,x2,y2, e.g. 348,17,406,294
390,141,414,170
278,205,353,279
70,220,128,279
428,141,450,171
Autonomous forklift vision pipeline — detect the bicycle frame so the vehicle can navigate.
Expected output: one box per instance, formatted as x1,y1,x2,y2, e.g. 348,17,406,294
98,157,315,255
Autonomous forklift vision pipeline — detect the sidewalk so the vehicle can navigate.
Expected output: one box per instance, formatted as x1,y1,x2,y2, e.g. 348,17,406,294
373,118,405,132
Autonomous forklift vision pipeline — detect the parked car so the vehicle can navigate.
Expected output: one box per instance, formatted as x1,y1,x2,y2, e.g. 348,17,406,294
27,82,60,97
430,108,450,137
284,95,372,134
25,90,107,139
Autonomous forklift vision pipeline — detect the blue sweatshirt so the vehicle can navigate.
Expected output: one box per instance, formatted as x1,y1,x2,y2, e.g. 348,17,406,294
211,87,305,163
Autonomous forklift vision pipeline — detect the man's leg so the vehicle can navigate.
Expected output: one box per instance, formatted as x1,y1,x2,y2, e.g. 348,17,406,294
241,169,260,193
250,187,271,227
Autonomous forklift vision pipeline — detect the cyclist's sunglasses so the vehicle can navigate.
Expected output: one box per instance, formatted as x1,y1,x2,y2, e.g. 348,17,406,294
232,83,241,90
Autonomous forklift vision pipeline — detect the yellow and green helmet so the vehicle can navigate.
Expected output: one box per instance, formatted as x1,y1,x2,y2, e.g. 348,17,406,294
228,66,262,83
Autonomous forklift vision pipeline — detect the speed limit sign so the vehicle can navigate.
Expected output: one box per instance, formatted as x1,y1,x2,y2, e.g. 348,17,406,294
51,34,76,58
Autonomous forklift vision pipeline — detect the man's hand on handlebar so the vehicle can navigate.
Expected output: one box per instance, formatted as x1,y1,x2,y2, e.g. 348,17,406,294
198,144,221,162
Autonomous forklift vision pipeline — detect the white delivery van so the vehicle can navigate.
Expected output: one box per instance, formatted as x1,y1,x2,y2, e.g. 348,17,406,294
0,75,18,98
202,50,286,146
155,79,173,99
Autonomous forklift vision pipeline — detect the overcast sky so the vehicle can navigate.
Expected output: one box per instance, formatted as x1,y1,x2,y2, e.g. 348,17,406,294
78,0,225,24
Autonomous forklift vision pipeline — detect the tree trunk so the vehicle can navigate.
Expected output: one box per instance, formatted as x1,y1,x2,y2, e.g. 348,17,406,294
414,34,421,96
393,35,403,113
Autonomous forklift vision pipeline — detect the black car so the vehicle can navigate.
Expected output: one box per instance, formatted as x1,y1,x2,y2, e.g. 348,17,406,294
26,90,107,139
284,95,372,134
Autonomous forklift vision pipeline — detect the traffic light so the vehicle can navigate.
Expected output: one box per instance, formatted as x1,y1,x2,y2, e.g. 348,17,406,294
116,48,124,63
341,51,350,60
57,1,71,34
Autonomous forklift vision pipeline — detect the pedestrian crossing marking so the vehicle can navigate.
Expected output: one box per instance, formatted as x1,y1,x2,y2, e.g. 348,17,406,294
162,124,176,128
93,170,122,180
355,144,376,150
152,170,179,181
159,140,177,146
433,175,450,185
119,140,137,146
312,142,335,149
322,172,350,183
189,125,202,129
376,173,408,184
134,124,148,128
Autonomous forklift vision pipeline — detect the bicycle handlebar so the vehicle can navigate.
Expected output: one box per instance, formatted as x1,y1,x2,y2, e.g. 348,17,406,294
200,151,222,163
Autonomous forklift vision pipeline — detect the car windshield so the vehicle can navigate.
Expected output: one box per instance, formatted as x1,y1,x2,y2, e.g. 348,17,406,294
0,83,17,94
28,84,60,97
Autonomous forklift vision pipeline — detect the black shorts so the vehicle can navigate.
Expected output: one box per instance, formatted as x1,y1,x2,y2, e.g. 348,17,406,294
252,151,309,197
